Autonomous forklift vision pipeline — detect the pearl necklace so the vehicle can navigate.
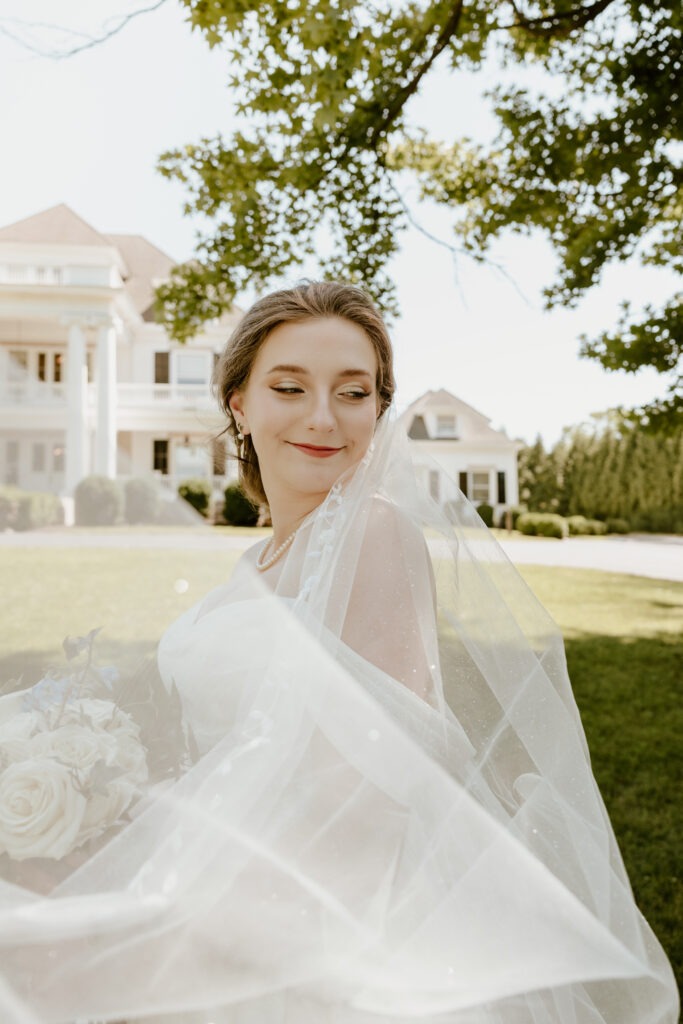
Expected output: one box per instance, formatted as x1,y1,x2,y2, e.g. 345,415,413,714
255,527,300,572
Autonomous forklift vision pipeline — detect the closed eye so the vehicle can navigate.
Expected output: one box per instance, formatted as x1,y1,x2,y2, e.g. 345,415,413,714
341,389,371,399
271,385,304,395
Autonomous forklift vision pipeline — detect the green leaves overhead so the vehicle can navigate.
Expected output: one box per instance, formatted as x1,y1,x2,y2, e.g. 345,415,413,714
158,0,681,425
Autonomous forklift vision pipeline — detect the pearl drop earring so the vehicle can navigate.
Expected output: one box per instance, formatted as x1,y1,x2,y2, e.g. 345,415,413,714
236,423,244,441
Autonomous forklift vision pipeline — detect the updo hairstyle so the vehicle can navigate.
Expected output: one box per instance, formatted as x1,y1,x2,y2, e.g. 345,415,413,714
213,281,395,506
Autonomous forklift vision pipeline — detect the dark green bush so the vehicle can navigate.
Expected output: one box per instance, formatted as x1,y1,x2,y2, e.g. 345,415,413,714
633,506,683,535
124,478,161,524
74,476,124,526
223,483,259,527
0,486,63,530
178,478,212,518
605,517,630,535
476,502,494,528
495,504,527,530
517,512,568,540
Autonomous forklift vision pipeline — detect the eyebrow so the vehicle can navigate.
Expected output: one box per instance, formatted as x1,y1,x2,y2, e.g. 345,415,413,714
265,364,373,378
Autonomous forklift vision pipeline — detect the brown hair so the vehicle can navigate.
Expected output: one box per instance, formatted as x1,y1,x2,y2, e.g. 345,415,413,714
213,281,395,506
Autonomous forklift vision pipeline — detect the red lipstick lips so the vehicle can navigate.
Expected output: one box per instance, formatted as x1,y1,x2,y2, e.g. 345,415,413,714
288,443,343,459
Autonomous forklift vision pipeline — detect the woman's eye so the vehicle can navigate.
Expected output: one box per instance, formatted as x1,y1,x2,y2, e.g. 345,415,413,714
342,390,371,399
271,385,303,394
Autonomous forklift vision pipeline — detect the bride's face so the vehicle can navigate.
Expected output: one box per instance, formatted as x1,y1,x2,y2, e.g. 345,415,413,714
230,316,379,507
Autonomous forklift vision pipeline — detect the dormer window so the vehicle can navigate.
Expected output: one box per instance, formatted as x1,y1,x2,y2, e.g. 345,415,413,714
436,414,457,437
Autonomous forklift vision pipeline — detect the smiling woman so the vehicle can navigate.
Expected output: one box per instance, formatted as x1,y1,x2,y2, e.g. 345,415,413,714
0,282,678,1024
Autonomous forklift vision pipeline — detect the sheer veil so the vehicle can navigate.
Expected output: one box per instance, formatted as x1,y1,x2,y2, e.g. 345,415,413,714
0,412,678,1023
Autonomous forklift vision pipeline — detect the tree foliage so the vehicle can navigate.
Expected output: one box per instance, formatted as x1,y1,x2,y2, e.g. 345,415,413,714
519,418,683,532
156,0,681,425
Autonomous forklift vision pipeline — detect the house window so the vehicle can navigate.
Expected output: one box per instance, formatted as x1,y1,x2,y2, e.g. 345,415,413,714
32,443,45,472
429,469,440,502
497,471,507,504
52,445,65,472
436,414,457,437
153,439,169,475
38,353,46,381
53,352,63,383
176,352,208,387
471,472,490,504
459,471,468,497
154,352,170,385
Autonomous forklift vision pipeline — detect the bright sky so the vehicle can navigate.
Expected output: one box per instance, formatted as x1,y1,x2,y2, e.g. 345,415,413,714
0,0,676,444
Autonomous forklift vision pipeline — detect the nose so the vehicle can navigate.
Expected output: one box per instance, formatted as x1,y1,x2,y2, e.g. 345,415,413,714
307,391,337,433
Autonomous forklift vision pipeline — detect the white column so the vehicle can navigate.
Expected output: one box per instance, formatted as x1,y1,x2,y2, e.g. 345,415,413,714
95,323,117,477
65,322,88,494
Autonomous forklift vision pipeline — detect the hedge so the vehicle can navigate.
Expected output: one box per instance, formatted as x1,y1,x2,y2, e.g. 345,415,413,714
124,478,161,524
0,486,63,531
567,515,608,536
517,512,568,540
178,478,212,518
74,476,124,526
223,483,259,527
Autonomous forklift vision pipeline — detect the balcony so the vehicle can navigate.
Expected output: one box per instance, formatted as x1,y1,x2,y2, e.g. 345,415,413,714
0,382,217,410
117,383,217,410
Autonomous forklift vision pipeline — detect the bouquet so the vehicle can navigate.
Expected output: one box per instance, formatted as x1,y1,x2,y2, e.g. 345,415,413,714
0,628,195,871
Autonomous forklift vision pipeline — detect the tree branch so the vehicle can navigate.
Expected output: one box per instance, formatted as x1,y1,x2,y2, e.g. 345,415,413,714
365,0,465,146
0,1,169,59
507,0,617,38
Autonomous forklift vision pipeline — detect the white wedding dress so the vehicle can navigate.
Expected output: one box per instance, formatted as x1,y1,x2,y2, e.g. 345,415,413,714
0,419,678,1024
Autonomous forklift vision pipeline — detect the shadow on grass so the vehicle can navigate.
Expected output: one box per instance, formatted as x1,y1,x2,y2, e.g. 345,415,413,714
565,633,682,992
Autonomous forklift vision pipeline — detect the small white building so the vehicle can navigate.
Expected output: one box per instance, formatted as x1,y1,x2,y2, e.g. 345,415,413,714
0,204,241,500
399,389,520,515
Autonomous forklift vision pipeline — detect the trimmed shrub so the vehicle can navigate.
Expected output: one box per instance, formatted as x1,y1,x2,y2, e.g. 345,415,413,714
178,478,212,518
476,502,494,528
74,476,124,526
606,517,630,535
16,491,64,531
0,487,20,530
495,504,527,530
567,515,607,536
223,483,259,527
0,486,63,530
517,512,568,540
124,478,161,524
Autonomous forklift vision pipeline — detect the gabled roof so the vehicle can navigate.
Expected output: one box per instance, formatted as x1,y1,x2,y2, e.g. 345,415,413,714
105,233,175,318
400,389,513,444
0,203,111,247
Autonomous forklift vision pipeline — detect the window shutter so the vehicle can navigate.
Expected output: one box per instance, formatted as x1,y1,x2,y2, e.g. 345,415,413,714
497,471,507,504
459,471,468,497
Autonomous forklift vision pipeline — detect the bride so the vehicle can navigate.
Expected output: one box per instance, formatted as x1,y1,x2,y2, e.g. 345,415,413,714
0,282,678,1023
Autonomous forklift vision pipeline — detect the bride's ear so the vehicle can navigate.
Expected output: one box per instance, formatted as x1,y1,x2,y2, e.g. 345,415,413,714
228,392,250,435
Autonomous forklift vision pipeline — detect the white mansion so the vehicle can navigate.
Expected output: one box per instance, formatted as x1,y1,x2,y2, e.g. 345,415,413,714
0,204,240,502
0,204,519,517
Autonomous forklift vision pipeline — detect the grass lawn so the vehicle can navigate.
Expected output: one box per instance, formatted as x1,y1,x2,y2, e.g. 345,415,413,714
0,546,680,990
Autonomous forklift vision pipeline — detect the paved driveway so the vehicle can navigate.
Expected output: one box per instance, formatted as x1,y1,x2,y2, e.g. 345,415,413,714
497,533,683,583
1,528,681,582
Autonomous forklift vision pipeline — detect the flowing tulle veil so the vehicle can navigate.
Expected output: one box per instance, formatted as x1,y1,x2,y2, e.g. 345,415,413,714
0,412,678,1023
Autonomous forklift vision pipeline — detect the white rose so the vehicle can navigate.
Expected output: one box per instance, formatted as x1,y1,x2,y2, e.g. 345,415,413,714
0,758,86,860
77,777,141,845
31,722,118,774
0,711,41,765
